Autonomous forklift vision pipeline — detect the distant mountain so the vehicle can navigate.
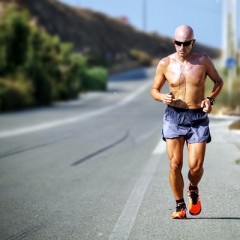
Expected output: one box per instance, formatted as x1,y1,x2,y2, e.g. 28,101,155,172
0,0,220,63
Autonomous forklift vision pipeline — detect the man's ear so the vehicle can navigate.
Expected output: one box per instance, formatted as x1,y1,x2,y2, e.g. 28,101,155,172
192,39,196,46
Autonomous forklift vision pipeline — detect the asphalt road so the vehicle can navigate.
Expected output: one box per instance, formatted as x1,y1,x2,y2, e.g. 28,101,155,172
0,68,240,240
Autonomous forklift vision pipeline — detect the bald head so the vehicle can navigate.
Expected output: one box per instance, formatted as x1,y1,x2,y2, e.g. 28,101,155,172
174,25,194,41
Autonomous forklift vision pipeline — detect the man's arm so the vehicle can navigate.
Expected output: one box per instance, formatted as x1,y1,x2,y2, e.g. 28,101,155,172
150,57,173,104
205,56,224,100
201,56,224,113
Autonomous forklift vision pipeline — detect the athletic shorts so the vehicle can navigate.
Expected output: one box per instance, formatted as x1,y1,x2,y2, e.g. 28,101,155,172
162,106,211,143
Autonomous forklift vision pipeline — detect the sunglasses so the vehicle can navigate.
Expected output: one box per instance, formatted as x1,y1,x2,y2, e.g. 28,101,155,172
174,40,193,47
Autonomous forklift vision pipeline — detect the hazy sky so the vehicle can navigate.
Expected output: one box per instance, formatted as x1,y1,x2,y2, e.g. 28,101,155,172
59,0,239,49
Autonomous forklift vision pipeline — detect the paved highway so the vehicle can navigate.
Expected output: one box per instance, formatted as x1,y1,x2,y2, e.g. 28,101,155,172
0,68,240,240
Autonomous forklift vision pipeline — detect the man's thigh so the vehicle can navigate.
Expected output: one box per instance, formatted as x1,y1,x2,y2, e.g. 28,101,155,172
166,137,185,163
187,142,206,169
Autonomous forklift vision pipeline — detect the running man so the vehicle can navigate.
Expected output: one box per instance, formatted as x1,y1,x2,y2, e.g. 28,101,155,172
151,25,223,219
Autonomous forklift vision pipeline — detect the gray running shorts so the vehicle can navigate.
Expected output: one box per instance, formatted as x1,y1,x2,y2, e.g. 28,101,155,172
162,106,211,143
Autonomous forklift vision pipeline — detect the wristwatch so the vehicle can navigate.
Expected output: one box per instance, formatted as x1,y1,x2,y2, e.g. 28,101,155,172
207,97,215,105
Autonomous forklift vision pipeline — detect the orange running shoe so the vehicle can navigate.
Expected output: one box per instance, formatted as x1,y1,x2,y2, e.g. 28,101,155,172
171,206,187,219
188,186,201,216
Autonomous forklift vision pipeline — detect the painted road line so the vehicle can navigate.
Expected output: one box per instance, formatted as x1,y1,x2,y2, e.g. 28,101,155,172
109,140,165,240
0,105,113,139
0,81,152,139
152,138,166,155
109,155,159,240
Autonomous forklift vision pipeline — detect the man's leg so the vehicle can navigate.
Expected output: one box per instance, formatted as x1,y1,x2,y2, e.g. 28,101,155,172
187,142,206,185
166,137,185,200
187,142,206,215
166,137,187,218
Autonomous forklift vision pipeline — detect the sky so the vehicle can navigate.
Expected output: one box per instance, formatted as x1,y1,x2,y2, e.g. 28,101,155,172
59,0,239,49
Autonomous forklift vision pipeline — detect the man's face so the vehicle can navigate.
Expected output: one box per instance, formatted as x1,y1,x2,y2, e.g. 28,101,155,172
174,38,194,58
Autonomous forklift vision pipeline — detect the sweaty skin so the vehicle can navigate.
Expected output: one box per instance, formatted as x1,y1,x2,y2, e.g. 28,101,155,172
151,25,223,112
150,25,224,213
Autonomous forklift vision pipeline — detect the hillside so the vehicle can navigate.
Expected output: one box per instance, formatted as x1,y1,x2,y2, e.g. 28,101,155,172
0,0,220,64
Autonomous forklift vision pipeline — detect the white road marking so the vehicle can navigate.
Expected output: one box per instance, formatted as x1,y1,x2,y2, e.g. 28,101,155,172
152,138,166,155
0,105,113,138
0,81,152,138
109,155,159,240
109,140,165,240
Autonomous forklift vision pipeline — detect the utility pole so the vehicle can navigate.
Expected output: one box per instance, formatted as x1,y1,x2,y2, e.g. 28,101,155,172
222,0,238,64
222,0,238,105
142,0,147,31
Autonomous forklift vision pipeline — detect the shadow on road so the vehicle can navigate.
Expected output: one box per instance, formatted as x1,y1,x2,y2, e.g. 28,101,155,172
187,217,240,220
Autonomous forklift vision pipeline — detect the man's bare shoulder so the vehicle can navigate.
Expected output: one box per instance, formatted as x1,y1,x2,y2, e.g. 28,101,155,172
156,54,174,70
191,52,211,63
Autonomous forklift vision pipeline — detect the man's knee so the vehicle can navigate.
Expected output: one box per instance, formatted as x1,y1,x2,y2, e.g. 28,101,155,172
170,161,183,172
189,166,204,176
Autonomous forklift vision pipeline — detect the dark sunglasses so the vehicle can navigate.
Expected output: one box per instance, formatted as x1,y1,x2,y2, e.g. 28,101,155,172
174,40,193,47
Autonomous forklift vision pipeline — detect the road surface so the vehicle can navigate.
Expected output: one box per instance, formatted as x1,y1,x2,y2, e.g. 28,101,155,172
0,68,240,240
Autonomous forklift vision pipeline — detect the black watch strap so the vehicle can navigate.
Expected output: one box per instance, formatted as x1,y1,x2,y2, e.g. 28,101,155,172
207,97,215,105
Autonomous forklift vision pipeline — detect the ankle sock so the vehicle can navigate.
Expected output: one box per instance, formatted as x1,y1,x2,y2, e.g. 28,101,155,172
176,198,186,211
189,185,199,204
189,184,198,191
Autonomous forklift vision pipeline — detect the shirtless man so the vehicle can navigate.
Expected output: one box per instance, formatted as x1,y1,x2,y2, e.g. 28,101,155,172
151,25,223,219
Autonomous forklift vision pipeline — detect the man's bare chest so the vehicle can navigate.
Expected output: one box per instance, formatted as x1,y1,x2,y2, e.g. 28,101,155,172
165,63,207,86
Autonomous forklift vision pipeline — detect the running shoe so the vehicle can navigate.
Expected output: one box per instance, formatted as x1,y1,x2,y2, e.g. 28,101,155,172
171,205,187,219
188,186,201,215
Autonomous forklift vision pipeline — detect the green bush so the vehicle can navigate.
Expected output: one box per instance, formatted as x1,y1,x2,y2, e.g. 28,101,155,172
25,28,54,105
0,6,108,111
56,53,86,99
129,49,152,66
0,26,8,74
82,67,108,91
0,7,29,72
216,77,240,109
206,67,240,113
0,76,34,111
86,53,108,67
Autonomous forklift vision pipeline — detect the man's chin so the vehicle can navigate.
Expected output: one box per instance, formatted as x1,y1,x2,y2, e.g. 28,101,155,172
179,52,185,56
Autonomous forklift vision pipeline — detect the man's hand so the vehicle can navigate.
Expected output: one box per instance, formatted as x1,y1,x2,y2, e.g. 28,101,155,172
162,93,174,105
201,98,212,113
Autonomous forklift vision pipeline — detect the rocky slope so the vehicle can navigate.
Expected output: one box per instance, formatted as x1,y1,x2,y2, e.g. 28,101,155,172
0,0,220,62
